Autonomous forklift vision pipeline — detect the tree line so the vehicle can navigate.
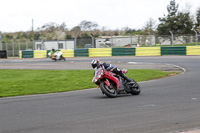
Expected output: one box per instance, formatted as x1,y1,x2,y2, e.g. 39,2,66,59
0,0,200,42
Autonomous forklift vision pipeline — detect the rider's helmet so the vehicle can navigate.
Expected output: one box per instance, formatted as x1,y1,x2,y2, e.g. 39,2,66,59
91,59,100,69
52,48,55,52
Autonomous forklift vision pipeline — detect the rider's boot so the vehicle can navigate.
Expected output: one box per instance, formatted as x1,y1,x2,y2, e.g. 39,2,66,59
120,74,136,87
120,73,132,82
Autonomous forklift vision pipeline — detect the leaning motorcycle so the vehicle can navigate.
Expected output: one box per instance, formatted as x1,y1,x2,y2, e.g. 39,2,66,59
92,67,140,98
48,51,66,61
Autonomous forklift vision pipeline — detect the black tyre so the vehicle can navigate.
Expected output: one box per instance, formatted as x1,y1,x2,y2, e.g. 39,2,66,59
61,56,66,61
130,81,141,95
100,82,117,98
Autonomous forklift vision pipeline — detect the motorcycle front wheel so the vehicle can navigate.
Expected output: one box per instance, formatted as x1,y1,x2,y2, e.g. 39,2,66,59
52,58,57,62
100,82,117,98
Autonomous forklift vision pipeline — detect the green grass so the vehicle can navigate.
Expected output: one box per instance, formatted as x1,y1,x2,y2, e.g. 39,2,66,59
0,69,180,97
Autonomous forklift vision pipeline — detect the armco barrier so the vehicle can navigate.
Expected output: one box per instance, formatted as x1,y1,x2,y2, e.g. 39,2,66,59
0,50,7,58
19,46,200,58
112,48,135,56
34,50,47,58
136,47,161,56
60,49,74,57
186,46,200,55
89,48,112,57
22,51,33,58
75,49,88,57
161,47,186,55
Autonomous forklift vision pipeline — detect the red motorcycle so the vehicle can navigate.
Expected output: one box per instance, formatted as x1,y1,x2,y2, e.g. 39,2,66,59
92,67,140,98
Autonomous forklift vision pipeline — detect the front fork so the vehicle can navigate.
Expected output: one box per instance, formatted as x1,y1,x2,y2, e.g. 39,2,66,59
104,79,110,87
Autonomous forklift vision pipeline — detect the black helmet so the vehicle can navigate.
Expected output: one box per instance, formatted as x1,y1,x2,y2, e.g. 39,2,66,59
91,59,100,69
52,48,55,52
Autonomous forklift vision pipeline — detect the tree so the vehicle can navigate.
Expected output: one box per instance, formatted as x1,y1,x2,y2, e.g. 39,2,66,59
157,0,193,35
79,20,98,31
37,22,67,40
28,31,34,40
16,32,21,39
21,32,27,38
167,0,179,16
157,0,179,35
34,32,40,40
71,26,81,38
65,34,73,39
123,27,136,35
195,7,200,33
176,12,193,34
142,18,157,35
5,33,13,39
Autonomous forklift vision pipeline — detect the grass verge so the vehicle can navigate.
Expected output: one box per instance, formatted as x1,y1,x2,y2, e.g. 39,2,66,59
0,69,180,97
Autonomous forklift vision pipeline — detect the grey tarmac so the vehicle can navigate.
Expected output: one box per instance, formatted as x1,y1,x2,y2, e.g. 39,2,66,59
0,56,200,133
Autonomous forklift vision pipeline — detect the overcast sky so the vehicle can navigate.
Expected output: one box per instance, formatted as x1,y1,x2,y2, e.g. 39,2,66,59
0,0,200,32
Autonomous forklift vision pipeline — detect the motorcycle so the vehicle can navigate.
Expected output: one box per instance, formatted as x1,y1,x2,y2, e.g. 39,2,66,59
48,51,66,61
92,67,141,98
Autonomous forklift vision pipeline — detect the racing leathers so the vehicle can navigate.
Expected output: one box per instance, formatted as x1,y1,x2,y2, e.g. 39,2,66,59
99,62,132,82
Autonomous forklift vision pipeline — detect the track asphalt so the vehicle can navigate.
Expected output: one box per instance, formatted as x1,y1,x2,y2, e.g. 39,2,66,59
0,56,200,133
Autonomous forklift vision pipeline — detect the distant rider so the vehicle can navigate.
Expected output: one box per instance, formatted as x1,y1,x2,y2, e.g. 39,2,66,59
50,48,57,58
91,59,132,82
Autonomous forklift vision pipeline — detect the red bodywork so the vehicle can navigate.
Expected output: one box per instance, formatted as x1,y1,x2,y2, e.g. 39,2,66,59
93,67,120,91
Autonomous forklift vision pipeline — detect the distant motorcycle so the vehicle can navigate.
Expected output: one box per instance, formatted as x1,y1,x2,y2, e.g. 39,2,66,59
92,67,140,98
48,51,66,61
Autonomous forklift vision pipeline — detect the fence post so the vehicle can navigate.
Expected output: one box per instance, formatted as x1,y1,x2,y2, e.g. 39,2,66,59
129,33,133,47
111,35,114,47
169,31,174,47
193,29,198,46
4,40,8,57
17,40,20,57
90,34,94,48
0,37,2,50
31,38,35,50
74,37,77,49
25,39,28,50
11,39,14,57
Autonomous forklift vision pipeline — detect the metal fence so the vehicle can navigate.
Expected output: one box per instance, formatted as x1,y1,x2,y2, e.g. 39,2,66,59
0,34,199,57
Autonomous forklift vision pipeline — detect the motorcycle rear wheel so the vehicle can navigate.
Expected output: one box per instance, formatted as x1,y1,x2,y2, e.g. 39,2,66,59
100,82,117,98
61,56,66,61
130,81,141,95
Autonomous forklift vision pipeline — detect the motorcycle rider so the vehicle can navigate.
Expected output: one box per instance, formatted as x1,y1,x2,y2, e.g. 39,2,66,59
50,48,57,58
91,59,132,82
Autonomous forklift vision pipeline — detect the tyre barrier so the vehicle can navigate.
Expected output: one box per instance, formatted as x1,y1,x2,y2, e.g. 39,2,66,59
19,46,200,58
0,50,7,58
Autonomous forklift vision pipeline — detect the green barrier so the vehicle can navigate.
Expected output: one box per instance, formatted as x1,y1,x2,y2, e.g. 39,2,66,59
47,50,51,58
112,48,135,56
75,49,88,57
161,47,186,55
22,50,34,58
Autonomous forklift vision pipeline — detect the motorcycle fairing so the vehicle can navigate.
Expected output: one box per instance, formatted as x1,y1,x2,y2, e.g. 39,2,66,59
103,71,120,91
